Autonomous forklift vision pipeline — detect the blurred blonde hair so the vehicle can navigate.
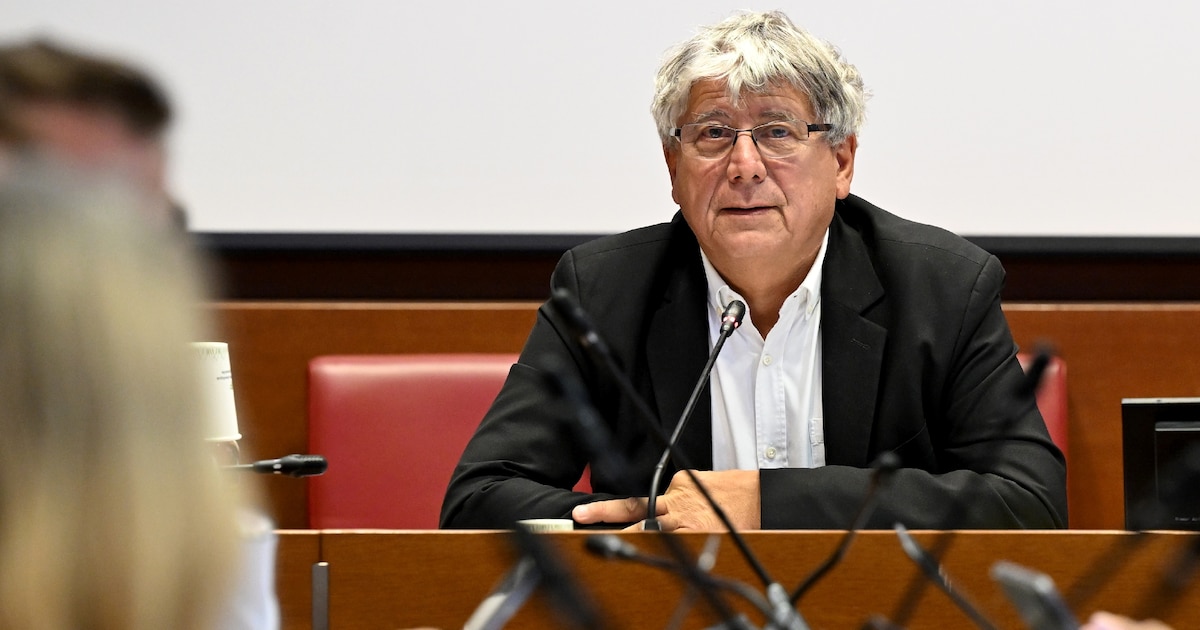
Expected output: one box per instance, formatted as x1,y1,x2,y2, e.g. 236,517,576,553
0,162,240,629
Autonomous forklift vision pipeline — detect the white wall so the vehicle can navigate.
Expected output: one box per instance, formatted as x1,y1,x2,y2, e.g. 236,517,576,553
6,1,1199,236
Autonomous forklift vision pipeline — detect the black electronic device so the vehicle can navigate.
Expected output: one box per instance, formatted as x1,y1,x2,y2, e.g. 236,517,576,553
1121,398,1200,530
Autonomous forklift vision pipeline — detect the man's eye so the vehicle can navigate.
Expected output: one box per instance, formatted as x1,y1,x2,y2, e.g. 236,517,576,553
761,123,794,139
699,126,731,140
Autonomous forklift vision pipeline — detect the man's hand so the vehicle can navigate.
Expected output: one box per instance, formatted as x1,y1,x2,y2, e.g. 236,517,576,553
571,469,761,531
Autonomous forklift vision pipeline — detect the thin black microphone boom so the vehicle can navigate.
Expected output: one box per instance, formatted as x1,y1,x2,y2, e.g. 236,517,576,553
585,533,773,627
789,451,900,605
548,289,808,630
895,524,1002,630
540,361,634,487
548,289,770,584
645,298,746,531
226,454,328,477
881,345,1061,628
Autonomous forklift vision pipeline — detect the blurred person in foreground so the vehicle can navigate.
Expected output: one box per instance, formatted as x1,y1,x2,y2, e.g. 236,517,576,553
442,11,1066,531
0,38,184,229
0,167,240,628
0,37,281,623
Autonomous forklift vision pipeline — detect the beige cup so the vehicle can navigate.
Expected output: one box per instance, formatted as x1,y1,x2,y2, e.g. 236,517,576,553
516,518,574,532
191,342,241,442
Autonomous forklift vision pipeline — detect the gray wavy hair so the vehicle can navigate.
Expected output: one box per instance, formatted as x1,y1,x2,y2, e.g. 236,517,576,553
652,11,866,147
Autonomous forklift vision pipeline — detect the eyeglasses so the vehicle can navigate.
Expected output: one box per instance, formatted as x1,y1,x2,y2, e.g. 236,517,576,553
671,120,833,160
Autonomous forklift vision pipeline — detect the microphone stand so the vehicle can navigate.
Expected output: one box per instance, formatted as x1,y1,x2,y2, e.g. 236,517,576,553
463,523,607,630
538,341,745,627
893,524,1001,630
877,346,1060,629
789,451,900,605
645,299,745,531
586,533,776,628
550,290,806,630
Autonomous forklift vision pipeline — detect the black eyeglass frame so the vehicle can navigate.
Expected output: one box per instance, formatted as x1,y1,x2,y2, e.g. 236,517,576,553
670,120,834,158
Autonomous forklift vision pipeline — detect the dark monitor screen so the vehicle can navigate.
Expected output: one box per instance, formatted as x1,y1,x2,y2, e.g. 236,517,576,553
1122,398,1200,530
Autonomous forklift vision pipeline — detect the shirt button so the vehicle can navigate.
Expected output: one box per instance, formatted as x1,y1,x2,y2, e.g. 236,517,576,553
762,355,773,366
765,446,777,459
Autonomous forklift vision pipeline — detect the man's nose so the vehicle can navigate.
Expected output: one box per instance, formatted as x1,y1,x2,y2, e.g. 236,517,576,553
727,130,765,181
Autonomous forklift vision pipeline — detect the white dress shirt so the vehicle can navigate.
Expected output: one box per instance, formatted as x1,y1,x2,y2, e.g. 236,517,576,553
703,231,828,471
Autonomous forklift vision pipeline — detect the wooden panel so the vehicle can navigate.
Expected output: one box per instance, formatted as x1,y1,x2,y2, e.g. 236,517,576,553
202,239,1200,302
276,530,320,630
212,301,1200,531
1007,303,1200,529
314,530,1200,630
208,302,540,528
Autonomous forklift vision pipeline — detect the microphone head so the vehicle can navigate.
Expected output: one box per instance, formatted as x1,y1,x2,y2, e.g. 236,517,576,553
719,300,747,336
1017,343,1056,397
550,288,592,337
549,288,615,359
871,451,902,483
277,454,328,477
584,533,634,560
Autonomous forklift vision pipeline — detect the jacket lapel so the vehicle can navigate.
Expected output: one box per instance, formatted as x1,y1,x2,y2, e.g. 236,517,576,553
644,205,888,472
645,218,713,471
821,204,887,467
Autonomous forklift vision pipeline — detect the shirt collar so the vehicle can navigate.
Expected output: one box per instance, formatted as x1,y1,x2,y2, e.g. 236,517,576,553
699,228,830,323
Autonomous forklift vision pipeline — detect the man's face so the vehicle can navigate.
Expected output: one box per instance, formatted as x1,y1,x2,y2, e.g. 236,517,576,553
664,79,856,269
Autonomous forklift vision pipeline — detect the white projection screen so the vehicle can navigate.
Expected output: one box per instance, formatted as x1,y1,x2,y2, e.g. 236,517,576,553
6,1,1200,238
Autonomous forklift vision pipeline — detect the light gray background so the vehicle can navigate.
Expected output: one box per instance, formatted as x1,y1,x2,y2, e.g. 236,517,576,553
6,1,1198,236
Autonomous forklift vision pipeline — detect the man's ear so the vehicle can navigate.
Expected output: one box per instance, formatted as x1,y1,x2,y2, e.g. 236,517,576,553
664,143,680,205
834,134,857,199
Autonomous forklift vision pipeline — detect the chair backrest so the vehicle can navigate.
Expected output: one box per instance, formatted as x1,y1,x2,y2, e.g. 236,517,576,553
307,353,518,529
307,352,1065,528
1018,353,1069,460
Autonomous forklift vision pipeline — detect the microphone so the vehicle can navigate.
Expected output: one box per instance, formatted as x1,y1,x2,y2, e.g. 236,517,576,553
1016,343,1055,398
585,533,767,629
226,454,328,477
645,298,746,531
893,524,1001,630
548,290,760,545
539,358,633,488
548,289,807,630
510,523,605,630
464,524,605,630
789,451,901,604
873,345,1066,628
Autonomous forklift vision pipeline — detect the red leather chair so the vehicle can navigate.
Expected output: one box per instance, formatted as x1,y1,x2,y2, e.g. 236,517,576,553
307,352,1064,529
307,353,519,529
1018,353,1069,460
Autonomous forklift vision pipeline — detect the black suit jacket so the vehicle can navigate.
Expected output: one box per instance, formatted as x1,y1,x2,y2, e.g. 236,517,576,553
440,195,1068,529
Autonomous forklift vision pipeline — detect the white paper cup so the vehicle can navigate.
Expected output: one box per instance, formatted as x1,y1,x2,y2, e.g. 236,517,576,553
516,518,574,532
191,342,241,442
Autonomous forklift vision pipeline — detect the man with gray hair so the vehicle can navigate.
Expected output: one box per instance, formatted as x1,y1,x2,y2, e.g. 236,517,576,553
442,11,1066,530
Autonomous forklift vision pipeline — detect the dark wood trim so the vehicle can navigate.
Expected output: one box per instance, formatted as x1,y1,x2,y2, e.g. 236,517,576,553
197,233,1200,301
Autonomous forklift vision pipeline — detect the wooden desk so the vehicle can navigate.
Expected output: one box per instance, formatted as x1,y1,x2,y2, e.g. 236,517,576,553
279,530,1200,629
277,530,320,630
214,302,1200,531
